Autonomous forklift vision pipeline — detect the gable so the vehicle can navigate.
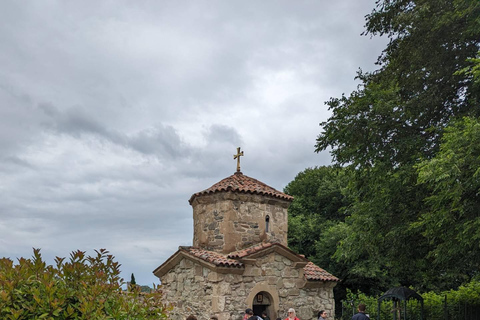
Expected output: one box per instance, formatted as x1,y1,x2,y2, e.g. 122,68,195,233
153,246,244,278
153,242,338,282
228,242,308,266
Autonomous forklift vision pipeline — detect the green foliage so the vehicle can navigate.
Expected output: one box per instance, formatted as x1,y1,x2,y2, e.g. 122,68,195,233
343,289,379,319
313,0,480,292
342,279,480,320
284,166,353,282
415,117,480,283
285,166,350,260
0,248,170,320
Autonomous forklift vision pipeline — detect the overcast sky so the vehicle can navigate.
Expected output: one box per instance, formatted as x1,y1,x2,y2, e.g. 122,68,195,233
0,1,386,286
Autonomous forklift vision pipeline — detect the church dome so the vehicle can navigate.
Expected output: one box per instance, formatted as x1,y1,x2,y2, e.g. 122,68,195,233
189,171,293,204
190,171,292,253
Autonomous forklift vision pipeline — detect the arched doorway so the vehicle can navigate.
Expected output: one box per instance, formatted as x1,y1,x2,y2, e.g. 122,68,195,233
246,283,279,320
252,291,273,319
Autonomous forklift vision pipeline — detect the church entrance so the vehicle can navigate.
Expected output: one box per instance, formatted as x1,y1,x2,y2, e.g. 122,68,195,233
252,291,273,319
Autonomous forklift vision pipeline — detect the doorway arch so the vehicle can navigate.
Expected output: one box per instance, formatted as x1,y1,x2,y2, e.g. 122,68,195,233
246,283,279,320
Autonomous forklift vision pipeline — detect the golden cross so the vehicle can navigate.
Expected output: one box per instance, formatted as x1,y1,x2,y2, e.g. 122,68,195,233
233,147,244,172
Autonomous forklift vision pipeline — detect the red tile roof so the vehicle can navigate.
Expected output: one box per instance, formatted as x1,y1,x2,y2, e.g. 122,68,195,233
228,242,300,261
303,261,339,282
189,172,294,204
180,246,243,268
227,242,280,259
173,244,338,282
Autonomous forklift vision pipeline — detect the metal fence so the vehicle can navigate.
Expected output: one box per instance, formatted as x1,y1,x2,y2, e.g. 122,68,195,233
340,298,480,320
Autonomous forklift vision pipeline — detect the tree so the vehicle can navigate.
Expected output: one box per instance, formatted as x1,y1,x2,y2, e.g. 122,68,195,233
0,248,170,319
315,0,480,291
284,166,350,261
415,117,480,282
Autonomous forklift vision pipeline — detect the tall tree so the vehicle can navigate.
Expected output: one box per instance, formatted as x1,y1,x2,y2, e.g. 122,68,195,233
415,117,480,283
315,0,480,291
285,166,350,261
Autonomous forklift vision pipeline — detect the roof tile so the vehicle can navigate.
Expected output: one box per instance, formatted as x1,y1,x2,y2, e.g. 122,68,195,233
227,242,276,259
303,261,339,282
180,246,243,268
189,172,293,204
179,244,338,282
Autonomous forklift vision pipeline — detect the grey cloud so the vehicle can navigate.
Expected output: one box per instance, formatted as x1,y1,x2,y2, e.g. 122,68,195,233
38,102,192,160
206,124,242,145
0,0,385,286
128,126,188,158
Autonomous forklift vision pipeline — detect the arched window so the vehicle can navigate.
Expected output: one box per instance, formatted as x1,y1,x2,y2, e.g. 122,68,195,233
265,215,270,233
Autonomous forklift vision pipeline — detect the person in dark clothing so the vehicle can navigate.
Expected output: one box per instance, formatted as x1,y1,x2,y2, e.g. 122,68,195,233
262,311,270,320
318,310,327,320
245,308,263,320
351,304,369,320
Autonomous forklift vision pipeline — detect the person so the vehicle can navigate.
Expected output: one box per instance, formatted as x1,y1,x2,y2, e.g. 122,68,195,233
276,318,282,320
186,316,197,320
351,304,369,320
285,308,300,320
210,316,219,320
245,308,263,320
318,310,327,320
243,309,251,320
262,311,270,320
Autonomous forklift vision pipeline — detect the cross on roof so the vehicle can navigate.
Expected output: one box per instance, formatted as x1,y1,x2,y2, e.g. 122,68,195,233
233,147,244,172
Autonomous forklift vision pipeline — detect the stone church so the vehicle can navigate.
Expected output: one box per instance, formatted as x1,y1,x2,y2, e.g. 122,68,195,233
153,149,338,320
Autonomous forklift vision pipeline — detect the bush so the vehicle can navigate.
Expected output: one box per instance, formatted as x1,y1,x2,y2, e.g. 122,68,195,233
0,248,170,319
340,279,480,320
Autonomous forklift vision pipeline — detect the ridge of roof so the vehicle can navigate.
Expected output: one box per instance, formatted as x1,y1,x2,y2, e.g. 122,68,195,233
227,242,305,260
180,246,243,268
189,172,294,204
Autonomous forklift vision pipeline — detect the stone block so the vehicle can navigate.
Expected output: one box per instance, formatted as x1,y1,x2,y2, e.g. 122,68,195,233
219,282,232,295
279,288,289,298
288,288,300,296
276,278,284,287
283,279,295,289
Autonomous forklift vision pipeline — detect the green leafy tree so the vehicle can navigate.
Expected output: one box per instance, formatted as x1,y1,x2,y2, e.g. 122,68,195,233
285,166,360,310
0,248,170,319
284,166,350,261
315,0,480,292
415,117,480,282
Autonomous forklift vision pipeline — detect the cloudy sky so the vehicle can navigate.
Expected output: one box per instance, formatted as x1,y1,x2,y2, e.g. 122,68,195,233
0,1,386,286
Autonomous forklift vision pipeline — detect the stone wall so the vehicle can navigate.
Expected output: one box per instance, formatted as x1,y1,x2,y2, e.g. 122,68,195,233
191,192,290,253
160,251,335,320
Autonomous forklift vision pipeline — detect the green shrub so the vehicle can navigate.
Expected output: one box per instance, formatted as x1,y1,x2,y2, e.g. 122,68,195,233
340,279,480,320
0,248,170,320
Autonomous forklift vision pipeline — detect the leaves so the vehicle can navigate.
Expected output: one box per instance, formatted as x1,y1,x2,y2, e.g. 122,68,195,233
313,0,480,293
415,117,480,276
0,249,169,319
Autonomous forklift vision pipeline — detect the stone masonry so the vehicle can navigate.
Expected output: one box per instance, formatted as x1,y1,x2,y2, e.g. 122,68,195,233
153,170,338,320
191,191,289,253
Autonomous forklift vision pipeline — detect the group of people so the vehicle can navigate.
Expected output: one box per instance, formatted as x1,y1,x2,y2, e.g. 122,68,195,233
185,303,368,320
317,304,369,320
244,307,296,320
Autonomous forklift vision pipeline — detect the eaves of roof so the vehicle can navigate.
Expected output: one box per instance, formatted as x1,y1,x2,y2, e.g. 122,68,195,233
189,172,294,204
153,242,339,283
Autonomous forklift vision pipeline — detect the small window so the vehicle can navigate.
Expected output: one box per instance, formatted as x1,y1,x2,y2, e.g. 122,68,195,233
265,215,270,233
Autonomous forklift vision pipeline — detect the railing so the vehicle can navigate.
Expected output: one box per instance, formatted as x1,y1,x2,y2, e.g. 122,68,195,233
339,298,480,320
